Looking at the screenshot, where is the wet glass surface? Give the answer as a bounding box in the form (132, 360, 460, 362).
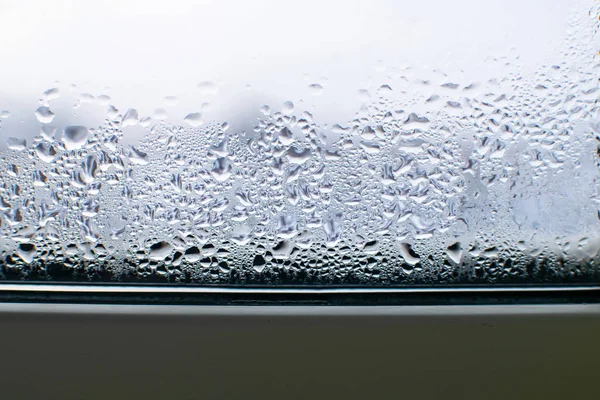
(0, 0, 599, 287)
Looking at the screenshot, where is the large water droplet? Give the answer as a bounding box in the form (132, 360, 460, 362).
(286, 147, 311, 164)
(129, 146, 149, 165)
(184, 112, 203, 127)
(35, 142, 56, 162)
(62, 126, 89, 150)
(282, 101, 295, 115)
(323, 213, 343, 247)
(148, 241, 173, 261)
(16, 243, 35, 264)
(230, 225, 252, 245)
(278, 127, 295, 145)
(276, 214, 298, 239)
(7, 137, 26, 151)
(34, 106, 55, 123)
(43, 88, 60, 101)
(121, 109, 139, 127)
(398, 243, 420, 266)
(446, 242, 463, 264)
(211, 157, 232, 181)
(153, 108, 168, 120)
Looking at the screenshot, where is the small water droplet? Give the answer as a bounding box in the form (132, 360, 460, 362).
(164, 96, 179, 107)
(197, 81, 219, 95)
(308, 83, 323, 95)
(0, 110, 11, 119)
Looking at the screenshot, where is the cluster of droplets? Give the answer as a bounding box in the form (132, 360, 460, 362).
(0, 2, 599, 284)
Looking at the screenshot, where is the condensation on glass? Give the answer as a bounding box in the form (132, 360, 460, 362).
(0, 0, 599, 286)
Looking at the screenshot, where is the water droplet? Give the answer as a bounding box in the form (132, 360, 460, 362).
(62, 126, 89, 150)
(259, 105, 271, 115)
(184, 112, 203, 127)
(121, 109, 139, 127)
(34, 142, 56, 162)
(164, 96, 178, 106)
(308, 83, 323, 95)
(148, 241, 173, 261)
(97, 94, 111, 105)
(446, 242, 463, 264)
(16, 243, 35, 264)
(323, 213, 343, 247)
(377, 84, 393, 94)
(286, 147, 311, 164)
(153, 108, 168, 120)
(252, 254, 267, 272)
(43, 88, 60, 101)
(7, 137, 26, 151)
(362, 240, 379, 255)
(441, 82, 459, 89)
(129, 146, 149, 165)
(79, 93, 96, 103)
(398, 243, 420, 266)
(184, 246, 201, 262)
(282, 101, 295, 115)
(197, 81, 219, 95)
(0, 110, 11, 119)
(34, 106, 55, 123)
(276, 214, 298, 239)
(272, 240, 294, 260)
(278, 127, 295, 145)
(211, 157, 232, 181)
(230, 225, 252, 245)
(357, 89, 370, 102)
(107, 105, 119, 119)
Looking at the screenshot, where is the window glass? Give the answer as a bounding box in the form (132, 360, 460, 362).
(0, 0, 599, 286)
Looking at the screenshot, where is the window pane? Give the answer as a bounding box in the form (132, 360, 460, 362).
(0, 0, 599, 286)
